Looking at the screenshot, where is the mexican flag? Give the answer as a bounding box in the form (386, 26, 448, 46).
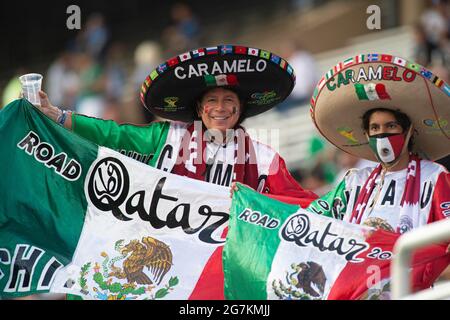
(354, 83, 391, 101)
(223, 184, 449, 300)
(204, 74, 238, 87)
(0, 99, 231, 300)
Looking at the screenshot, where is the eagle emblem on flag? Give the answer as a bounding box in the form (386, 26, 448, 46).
(74, 238, 178, 300)
(272, 261, 327, 300)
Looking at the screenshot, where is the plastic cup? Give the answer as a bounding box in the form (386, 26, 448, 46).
(19, 73, 43, 106)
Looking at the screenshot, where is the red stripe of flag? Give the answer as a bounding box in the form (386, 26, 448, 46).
(375, 83, 391, 100)
(226, 74, 238, 86)
(387, 134, 405, 160)
(188, 227, 229, 300)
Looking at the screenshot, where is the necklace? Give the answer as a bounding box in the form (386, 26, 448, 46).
(205, 130, 234, 165)
(366, 168, 387, 217)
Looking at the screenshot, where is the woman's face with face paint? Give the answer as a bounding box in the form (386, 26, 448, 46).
(197, 88, 241, 134)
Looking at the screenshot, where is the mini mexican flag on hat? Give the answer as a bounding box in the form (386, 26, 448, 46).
(310, 53, 450, 162)
(140, 45, 296, 122)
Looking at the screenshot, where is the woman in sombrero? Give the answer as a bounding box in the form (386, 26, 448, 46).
(36, 45, 317, 200)
(307, 53, 449, 233)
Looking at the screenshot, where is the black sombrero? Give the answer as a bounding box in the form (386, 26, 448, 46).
(140, 45, 296, 122)
(310, 53, 450, 161)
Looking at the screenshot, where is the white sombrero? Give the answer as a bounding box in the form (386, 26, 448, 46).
(310, 54, 450, 161)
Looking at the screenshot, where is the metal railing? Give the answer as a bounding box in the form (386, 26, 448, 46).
(392, 219, 450, 300)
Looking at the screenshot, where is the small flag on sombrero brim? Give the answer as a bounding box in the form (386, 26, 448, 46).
(270, 54, 281, 64)
(393, 56, 407, 66)
(234, 46, 247, 55)
(150, 70, 159, 80)
(381, 54, 393, 63)
(220, 45, 233, 55)
(248, 48, 259, 56)
(367, 54, 379, 61)
(158, 63, 168, 73)
(167, 57, 179, 67)
(179, 52, 192, 62)
(444, 83, 450, 96)
(432, 77, 444, 88)
(406, 62, 421, 72)
(259, 50, 271, 60)
(206, 47, 218, 55)
(355, 54, 365, 63)
(192, 49, 205, 57)
(343, 57, 354, 67)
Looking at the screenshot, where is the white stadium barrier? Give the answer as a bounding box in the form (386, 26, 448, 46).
(392, 219, 450, 300)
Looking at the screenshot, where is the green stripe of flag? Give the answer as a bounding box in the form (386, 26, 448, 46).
(0, 99, 98, 298)
(204, 75, 216, 86)
(223, 184, 299, 299)
(354, 83, 369, 100)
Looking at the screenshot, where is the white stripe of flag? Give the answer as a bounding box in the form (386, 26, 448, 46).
(216, 74, 229, 86)
(365, 83, 380, 100)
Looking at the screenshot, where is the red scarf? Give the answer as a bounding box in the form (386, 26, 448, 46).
(350, 154, 421, 233)
(172, 122, 259, 189)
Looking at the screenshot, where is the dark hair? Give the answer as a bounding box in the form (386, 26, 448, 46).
(362, 108, 414, 150)
(192, 86, 247, 126)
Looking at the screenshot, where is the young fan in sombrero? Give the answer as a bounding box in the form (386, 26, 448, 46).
(306, 54, 450, 291)
(37, 45, 317, 200)
(308, 54, 450, 298)
(307, 53, 450, 233)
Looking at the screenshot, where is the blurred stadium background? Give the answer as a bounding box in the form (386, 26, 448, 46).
(0, 0, 449, 206)
(0, 0, 450, 194)
(1, 0, 450, 300)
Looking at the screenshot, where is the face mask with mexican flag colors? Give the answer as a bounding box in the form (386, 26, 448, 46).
(368, 133, 406, 164)
(0, 99, 231, 300)
(223, 184, 449, 300)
